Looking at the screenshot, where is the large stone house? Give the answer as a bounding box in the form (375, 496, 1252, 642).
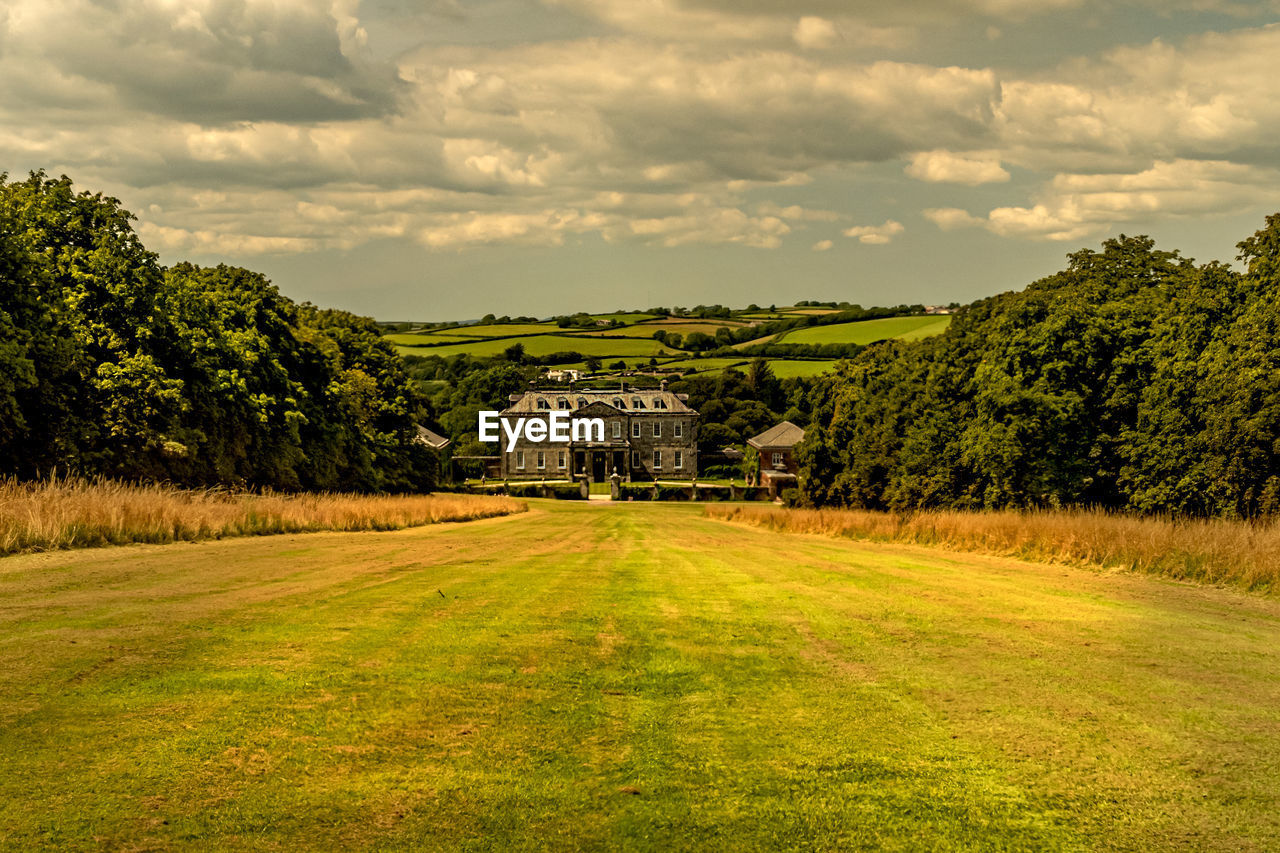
(499, 382, 698, 482)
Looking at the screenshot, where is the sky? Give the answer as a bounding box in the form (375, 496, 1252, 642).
(4, 1, 1280, 320)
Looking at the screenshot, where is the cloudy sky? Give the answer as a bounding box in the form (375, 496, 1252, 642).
(4, 1, 1280, 319)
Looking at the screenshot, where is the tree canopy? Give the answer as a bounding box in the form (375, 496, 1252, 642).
(0, 172, 434, 491)
(799, 218, 1280, 519)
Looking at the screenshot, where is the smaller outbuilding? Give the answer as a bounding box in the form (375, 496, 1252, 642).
(414, 424, 452, 451)
(747, 420, 805, 497)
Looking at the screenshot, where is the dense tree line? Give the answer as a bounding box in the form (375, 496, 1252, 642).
(0, 172, 434, 491)
(800, 217, 1280, 518)
(670, 361, 817, 469)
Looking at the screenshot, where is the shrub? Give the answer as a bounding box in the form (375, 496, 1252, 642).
(547, 482, 586, 500)
(656, 484, 691, 501)
(620, 483, 655, 501)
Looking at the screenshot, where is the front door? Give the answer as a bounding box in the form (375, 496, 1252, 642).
(591, 451, 606, 483)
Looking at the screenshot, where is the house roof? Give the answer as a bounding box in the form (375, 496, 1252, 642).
(747, 420, 805, 449)
(502, 389, 696, 415)
(414, 424, 452, 449)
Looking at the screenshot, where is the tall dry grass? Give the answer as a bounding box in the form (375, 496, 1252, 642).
(705, 504, 1280, 592)
(0, 478, 525, 557)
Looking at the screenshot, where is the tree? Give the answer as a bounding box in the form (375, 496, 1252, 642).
(0, 171, 438, 491)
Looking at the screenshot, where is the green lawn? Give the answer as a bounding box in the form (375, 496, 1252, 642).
(777, 315, 952, 345)
(3, 502, 1279, 849)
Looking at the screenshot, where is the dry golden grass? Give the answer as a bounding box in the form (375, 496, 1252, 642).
(705, 504, 1280, 592)
(0, 477, 525, 557)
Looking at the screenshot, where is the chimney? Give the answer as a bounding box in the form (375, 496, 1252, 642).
(620, 380, 627, 393)
(660, 378, 668, 392)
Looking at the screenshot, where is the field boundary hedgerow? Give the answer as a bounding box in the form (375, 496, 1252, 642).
(704, 504, 1280, 592)
(0, 477, 525, 557)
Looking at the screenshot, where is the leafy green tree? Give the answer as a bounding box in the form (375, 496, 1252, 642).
(0, 172, 438, 492)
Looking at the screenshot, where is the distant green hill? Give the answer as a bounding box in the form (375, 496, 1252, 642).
(386, 307, 952, 378)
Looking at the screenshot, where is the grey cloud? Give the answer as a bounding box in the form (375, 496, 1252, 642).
(4, 0, 406, 123)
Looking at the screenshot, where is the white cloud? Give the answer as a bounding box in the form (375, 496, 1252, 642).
(811, 239, 834, 251)
(844, 220, 905, 244)
(923, 207, 984, 231)
(906, 150, 1010, 185)
(756, 202, 842, 221)
(926, 160, 1280, 241)
(793, 17, 837, 50)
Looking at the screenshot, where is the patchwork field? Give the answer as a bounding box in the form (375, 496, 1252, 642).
(3, 502, 1278, 850)
(386, 313, 951, 367)
(381, 332, 482, 346)
(395, 334, 682, 360)
(777, 315, 952, 345)
(573, 321, 750, 338)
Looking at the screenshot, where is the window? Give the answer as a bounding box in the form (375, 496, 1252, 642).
(654, 398, 667, 409)
(631, 450, 641, 468)
(536, 397, 549, 410)
(632, 397, 644, 409)
(675, 450, 683, 469)
(577, 397, 587, 408)
(516, 451, 525, 469)
(653, 450, 662, 469)
(674, 420, 683, 438)
(537, 451, 546, 469)
(632, 421, 641, 438)
(652, 421, 661, 437)
(612, 421, 622, 439)
(613, 398, 624, 408)
(557, 398, 570, 409)
(558, 451, 567, 469)
(772, 452, 784, 468)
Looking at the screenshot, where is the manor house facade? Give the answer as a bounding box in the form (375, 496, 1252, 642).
(499, 382, 698, 482)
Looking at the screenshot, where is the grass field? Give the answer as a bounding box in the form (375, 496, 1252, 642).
(588, 313, 661, 324)
(434, 324, 560, 337)
(777, 315, 952, 345)
(573, 321, 748, 339)
(395, 334, 684, 360)
(657, 357, 750, 373)
(764, 359, 839, 378)
(0, 479, 524, 557)
(656, 358, 839, 377)
(381, 333, 482, 346)
(4, 501, 1279, 849)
